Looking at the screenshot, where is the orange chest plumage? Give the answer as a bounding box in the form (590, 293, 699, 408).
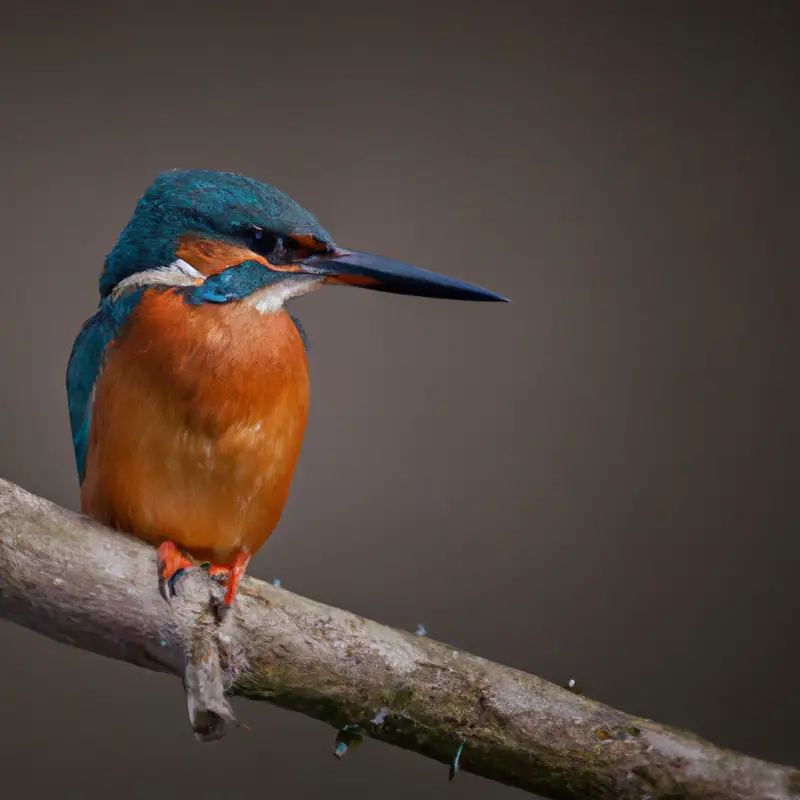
(81, 288, 310, 565)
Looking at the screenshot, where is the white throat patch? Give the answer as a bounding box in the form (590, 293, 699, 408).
(245, 276, 323, 314)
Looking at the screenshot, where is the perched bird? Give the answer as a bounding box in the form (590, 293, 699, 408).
(67, 169, 508, 615)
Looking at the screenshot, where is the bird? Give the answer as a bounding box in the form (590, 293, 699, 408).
(66, 169, 508, 616)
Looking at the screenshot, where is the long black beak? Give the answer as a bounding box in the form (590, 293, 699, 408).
(300, 249, 510, 302)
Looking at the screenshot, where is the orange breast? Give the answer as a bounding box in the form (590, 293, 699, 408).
(81, 288, 310, 565)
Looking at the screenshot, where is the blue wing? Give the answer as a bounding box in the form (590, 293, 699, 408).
(65, 289, 146, 483)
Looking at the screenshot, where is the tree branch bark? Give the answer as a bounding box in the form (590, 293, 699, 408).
(0, 477, 796, 799)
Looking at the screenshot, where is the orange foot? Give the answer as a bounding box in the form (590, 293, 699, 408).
(157, 541, 196, 601)
(206, 550, 251, 614)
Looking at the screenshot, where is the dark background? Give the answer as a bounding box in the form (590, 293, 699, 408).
(1, 1, 797, 797)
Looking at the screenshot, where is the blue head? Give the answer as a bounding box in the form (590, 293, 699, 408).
(101, 168, 509, 303)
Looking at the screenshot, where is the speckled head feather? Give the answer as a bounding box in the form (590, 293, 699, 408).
(101, 169, 334, 297)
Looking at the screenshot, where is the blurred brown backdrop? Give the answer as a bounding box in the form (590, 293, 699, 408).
(0, 1, 797, 797)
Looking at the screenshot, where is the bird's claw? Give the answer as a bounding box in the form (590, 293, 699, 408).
(156, 545, 250, 617)
(159, 566, 189, 600)
(157, 541, 196, 601)
(203, 563, 232, 592)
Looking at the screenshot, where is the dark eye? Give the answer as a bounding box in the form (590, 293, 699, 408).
(246, 226, 278, 257)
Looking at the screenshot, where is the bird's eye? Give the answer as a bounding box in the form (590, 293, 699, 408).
(245, 227, 278, 258)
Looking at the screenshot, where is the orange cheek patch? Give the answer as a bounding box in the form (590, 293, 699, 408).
(283, 233, 332, 262)
(290, 233, 328, 251)
(176, 235, 272, 276)
(176, 233, 332, 276)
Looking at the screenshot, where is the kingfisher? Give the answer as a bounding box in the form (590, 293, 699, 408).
(66, 169, 508, 616)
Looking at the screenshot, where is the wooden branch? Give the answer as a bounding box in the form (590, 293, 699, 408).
(0, 477, 796, 799)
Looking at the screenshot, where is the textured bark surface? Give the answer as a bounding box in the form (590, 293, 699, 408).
(1, 477, 797, 799)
